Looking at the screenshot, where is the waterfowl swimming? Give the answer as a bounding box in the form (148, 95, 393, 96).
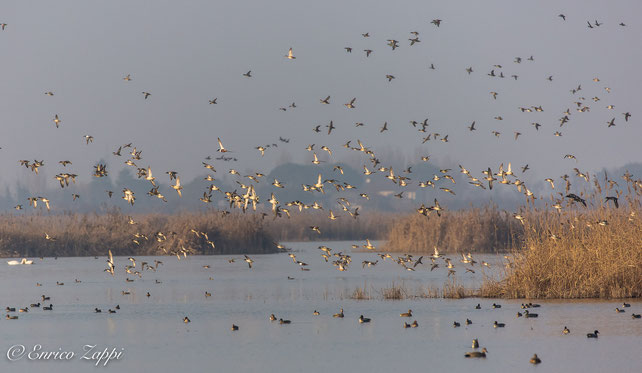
(411, 320, 418, 328)
(530, 354, 541, 364)
(493, 321, 505, 328)
(632, 314, 641, 319)
(475, 304, 481, 309)
(95, 308, 102, 313)
(563, 326, 570, 334)
(403, 322, 411, 328)
(8, 258, 33, 265)
(205, 291, 212, 297)
(184, 316, 190, 323)
(6, 307, 15, 312)
(19, 307, 28, 312)
(492, 303, 501, 309)
(313, 310, 320, 316)
(108, 309, 116, 314)
(400, 309, 412, 317)
(465, 348, 488, 358)
(472, 339, 479, 348)
(279, 318, 291, 324)
(453, 321, 460, 327)
(333, 308, 344, 318)
(30, 303, 40, 308)
(231, 324, 239, 331)
(269, 314, 276, 321)
(358, 315, 371, 323)
(615, 308, 625, 313)
(587, 330, 599, 338)
(6, 315, 18, 320)
(43, 304, 53, 310)
(115, 305, 120, 309)
(524, 310, 538, 318)
(466, 319, 472, 325)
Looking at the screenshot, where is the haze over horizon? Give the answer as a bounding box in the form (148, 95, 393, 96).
(1, 0, 640, 212)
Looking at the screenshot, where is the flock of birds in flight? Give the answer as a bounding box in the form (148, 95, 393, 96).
(2, 14, 636, 230)
(1, 11, 640, 366)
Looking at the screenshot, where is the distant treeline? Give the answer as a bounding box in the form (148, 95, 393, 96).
(0, 209, 277, 257)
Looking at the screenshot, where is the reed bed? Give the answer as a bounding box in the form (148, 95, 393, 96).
(0, 209, 277, 257)
(482, 176, 642, 299)
(348, 280, 477, 300)
(263, 211, 399, 241)
(484, 205, 642, 298)
(385, 205, 521, 253)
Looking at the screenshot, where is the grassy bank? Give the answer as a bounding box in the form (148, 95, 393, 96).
(0, 209, 277, 257)
(384, 205, 521, 253)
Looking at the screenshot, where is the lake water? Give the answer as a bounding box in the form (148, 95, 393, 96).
(1, 241, 641, 372)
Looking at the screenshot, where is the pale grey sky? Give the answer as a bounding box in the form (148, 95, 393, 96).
(0, 0, 640, 207)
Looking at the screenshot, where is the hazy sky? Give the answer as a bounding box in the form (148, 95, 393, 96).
(0, 0, 640, 201)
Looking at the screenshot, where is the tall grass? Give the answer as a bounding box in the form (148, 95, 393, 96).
(0, 209, 276, 257)
(348, 280, 475, 300)
(385, 205, 521, 253)
(263, 210, 398, 241)
(483, 178, 642, 299)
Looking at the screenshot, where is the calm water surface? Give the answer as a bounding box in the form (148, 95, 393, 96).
(1, 241, 641, 372)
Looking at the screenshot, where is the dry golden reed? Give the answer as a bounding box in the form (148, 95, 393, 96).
(0, 209, 276, 257)
(483, 176, 642, 299)
(385, 205, 521, 253)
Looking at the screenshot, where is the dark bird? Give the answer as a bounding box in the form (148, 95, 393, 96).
(587, 330, 599, 338)
(327, 121, 335, 135)
(566, 193, 587, 207)
(623, 112, 631, 122)
(605, 196, 619, 208)
(468, 121, 476, 131)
